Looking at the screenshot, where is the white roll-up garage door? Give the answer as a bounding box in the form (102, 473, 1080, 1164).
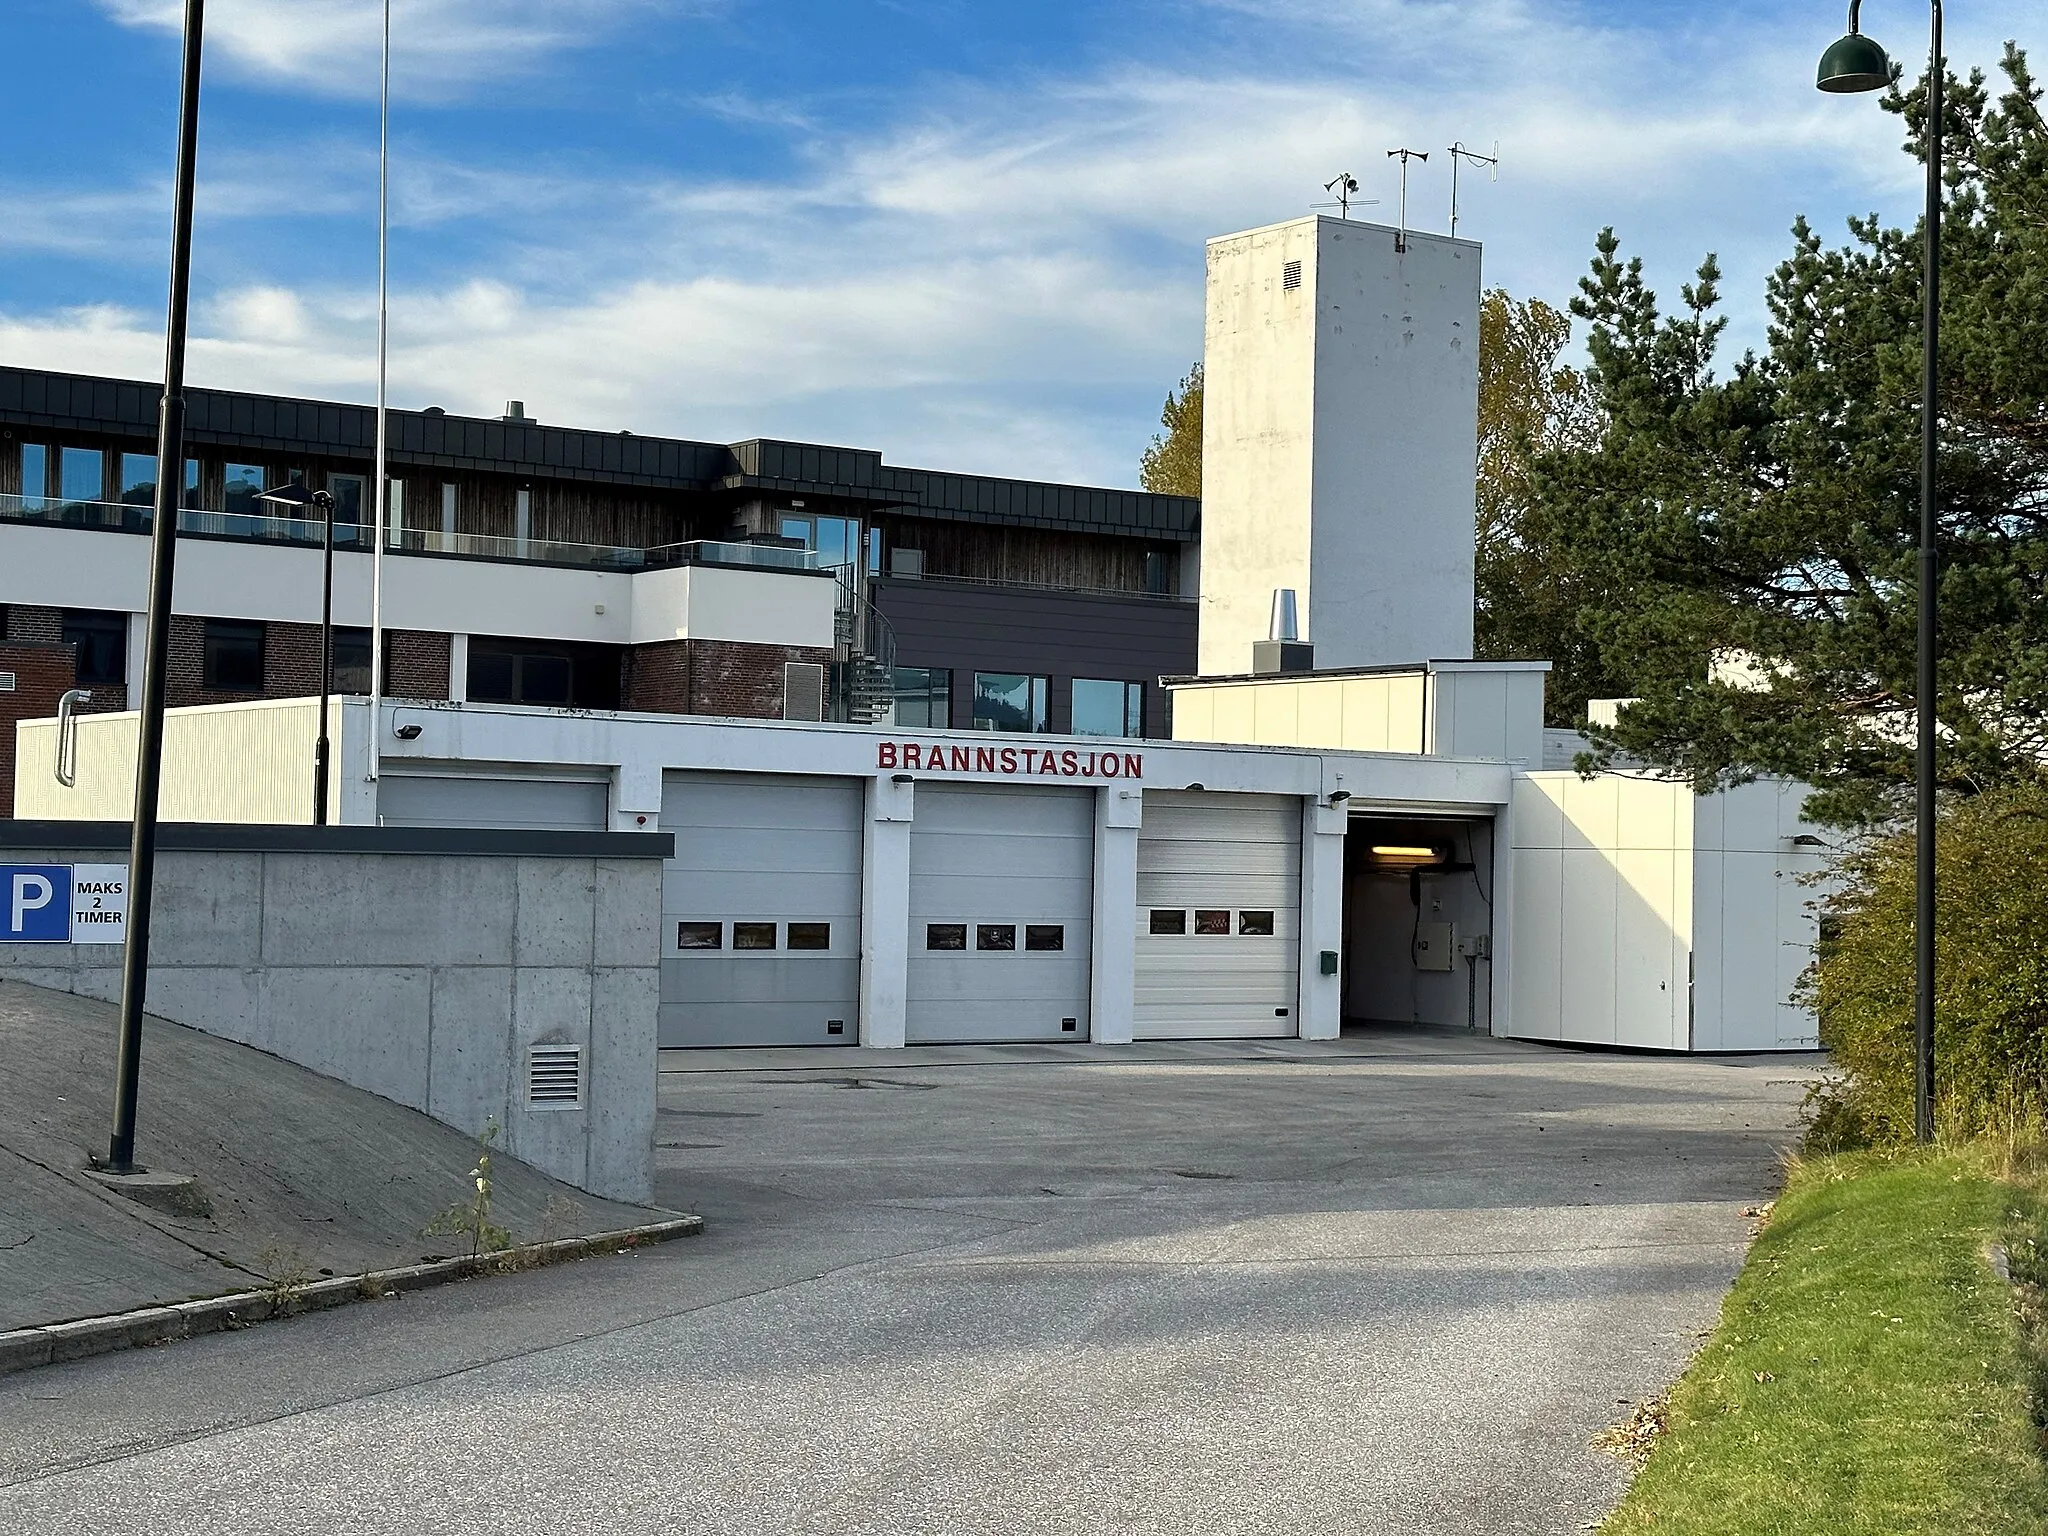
(660, 772, 864, 1048)
(907, 783, 1093, 1044)
(1136, 791, 1301, 1039)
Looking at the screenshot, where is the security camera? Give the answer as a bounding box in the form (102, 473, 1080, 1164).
(890, 772, 913, 785)
(1327, 790, 1352, 805)
(393, 722, 424, 741)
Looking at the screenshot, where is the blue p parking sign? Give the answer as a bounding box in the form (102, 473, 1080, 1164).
(0, 863, 127, 944)
(4, 865, 73, 943)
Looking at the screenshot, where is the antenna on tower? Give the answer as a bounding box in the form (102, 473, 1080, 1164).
(1386, 148, 1428, 252)
(1311, 171, 1376, 221)
(1446, 140, 1500, 239)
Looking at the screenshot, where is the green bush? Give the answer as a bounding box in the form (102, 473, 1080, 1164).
(1807, 780, 2048, 1147)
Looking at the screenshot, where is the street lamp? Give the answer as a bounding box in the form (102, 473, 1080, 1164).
(1818, 0, 1942, 1145)
(256, 481, 337, 825)
(105, 0, 205, 1177)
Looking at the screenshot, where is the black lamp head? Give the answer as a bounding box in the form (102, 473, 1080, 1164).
(254, 481, 318, 510)
(1817, 24, 1891, 94)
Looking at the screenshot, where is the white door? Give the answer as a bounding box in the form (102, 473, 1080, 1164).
(660, 772, 863, 1048)
(907, 783, 1093, 1044)
(1135, 791, 1300, 1039)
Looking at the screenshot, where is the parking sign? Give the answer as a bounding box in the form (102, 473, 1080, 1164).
(0, 863, 128, 944)
(3, 865, 73, 942)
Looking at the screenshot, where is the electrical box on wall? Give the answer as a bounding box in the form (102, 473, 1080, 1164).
(1414, 921, 1457, 972)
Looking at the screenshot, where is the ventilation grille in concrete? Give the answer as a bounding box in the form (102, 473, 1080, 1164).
(1282, 260, 1302, 291)
(526, 1044, 584, 1108)
(784, 661, 826, 722)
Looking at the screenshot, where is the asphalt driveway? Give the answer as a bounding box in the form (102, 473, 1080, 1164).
(0, 1028, 1815, 1535)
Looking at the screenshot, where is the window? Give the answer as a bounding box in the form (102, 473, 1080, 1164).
(329, 474, 366, 545)
(866, 526, 883, 574)
(118, 453, 200, 510)
(331, 627, 372, 694)
(386, 479, 405, 546)
(440, 482, 458, 538)
(466, 639, 618, 709)
(780, 512, 860, 570)
(972, 672, 1049, 732)
(18, 444, 48, 509)
(1149, 909, 1187, 935)
(224, 464, 266, 518)
(1239, 910, 1276, 936)
(925, 923, 967, 951)
(732, 921, 777, 950)
(62, 610, 126, 688)
(1194, 909, 1231, 936)
(788, 922, 831, 951)
(201, 619, 265, 691)
(1143, 549, 1172, 594)
(976, 923, 1017, 951)
(676, 921, 722, 950)
(890, 667, 951, 729)
(515, 486, 531, 553)
(1071, 679, 1143, 738)
(59, 447, 103, 508)
(1025, 924, 1064, 952)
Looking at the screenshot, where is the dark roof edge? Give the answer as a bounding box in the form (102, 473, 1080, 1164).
(0, 821, 674, 859)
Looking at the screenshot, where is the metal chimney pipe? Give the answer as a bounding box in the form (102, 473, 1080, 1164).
(1269, 588, 1299, 643)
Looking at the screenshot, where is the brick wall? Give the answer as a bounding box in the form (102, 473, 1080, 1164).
(622, 639, 833, 720)
(0, 642, 79, 818)
(385, 629, 451, 700)
(3, 605, 123, 716)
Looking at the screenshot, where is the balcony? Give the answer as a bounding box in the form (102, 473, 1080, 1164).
(0, 493, 821, 575)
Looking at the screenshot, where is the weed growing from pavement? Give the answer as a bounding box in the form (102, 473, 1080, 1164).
(422, 1120, 513, 1259)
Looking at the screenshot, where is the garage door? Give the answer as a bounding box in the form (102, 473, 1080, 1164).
(1136, 791, 1300, 1039)
(660, 772, 863, 1048)
(378, 772, 608, 831)
(907, 783, 1093, 1044)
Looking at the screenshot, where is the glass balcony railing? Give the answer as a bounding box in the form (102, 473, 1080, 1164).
(0, 493, 823, 575)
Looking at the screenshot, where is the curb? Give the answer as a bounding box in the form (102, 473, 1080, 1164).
(0, 1215, 703, 1378)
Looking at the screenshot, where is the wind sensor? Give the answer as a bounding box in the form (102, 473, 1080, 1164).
(1446, 141, 1499, 238)
(1311, 171, 1376, 221)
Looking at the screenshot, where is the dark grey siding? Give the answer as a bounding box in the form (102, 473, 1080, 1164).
(872, 577, 1197, 737)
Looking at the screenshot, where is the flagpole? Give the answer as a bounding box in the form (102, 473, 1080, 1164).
(367, 0, 390, 816)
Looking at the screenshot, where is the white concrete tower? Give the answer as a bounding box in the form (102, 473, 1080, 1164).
(1198, 216, 1481, 675)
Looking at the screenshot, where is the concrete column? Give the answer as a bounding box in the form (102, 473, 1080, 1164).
(1297, 794, 1349, 1040)
(1090, 785, 1142, 1045)
(448, 633, 469, 702)
(1487, 787, 1517, 1039)
(859, 774, 913, 1049)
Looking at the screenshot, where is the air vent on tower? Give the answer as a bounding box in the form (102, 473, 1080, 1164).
(1282, 260, 1302, 291)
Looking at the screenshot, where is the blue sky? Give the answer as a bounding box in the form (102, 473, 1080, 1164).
(1, 0, 2037, 487)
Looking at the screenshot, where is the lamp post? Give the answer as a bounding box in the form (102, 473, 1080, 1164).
(256, 483, 337, 824)
(1818, 0, 1942, 1145)
(105, 0, 205, 1176)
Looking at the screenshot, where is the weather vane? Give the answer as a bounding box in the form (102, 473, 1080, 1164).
(1446, 141, 1500, 238)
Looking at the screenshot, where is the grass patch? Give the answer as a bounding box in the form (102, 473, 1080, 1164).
(1599, 1149, 2048, 1535)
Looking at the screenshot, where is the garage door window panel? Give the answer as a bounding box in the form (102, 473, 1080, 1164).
(677, 922, 722, 950)
(788, 922, 831, 951)
(1194, 909, 1231, 935)
(1238, 910, 1276, 936)
(1149, 909, 1187, 935)
(976, 924, 1017, 951)
(926, 923, 967, 950)
(732, 922, 778, 950)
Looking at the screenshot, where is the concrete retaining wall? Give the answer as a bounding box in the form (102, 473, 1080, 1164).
(0, 823, 669, 1203)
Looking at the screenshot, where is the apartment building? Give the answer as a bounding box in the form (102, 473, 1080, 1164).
(0, 365, 1198, 814)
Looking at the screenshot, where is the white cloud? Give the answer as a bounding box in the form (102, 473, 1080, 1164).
(95, 0, 693, 99)
(23, 0, 2048, 486)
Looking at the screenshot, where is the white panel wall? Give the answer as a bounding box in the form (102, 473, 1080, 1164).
(0, 523, 834, 648)
(17, 697, 323, 823)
